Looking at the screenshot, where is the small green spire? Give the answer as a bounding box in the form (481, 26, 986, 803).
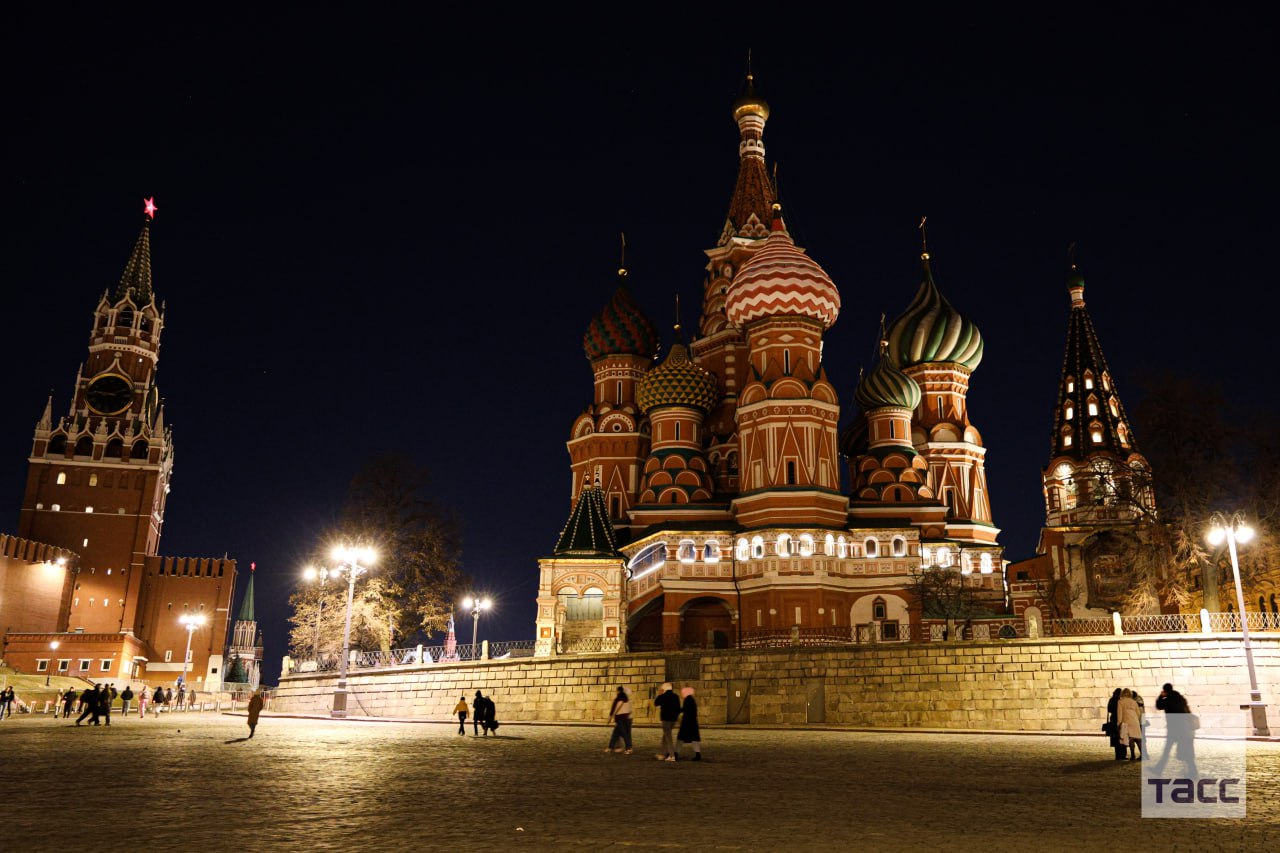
(236, 566, 255, 622)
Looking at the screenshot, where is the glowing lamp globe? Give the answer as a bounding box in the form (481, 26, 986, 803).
(1236, 525, 1256, 544)
(1207, 527, 1226, 547)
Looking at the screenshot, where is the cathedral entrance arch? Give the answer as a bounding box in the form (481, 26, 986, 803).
(850, 593, 909, 642)
(680, 597, 734, 650)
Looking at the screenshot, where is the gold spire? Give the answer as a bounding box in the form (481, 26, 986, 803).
(732, 51, 770, 122)
(618, 231, 627, 279)
(919, 216, 929, 260)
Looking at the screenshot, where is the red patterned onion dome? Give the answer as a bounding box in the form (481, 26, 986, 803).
(583, 279, 658, 361)
(636, 342, 719, 413)
(725, 213, 840, 330)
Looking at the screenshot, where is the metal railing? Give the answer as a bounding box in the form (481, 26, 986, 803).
(1119, 613, 1198, 634)
(557, 636, 622, 655)
(739, 627, 859, 649)
(1208, 611, 1280, 633)
(306, 639, 541, 672)
(488, 640, 537, 659)
(1043, 617, 1115, 636)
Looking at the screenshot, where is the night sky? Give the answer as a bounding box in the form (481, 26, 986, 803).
(7, 10, 1277, 682)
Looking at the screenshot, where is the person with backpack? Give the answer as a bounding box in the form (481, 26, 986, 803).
(605, 686, 633, 754)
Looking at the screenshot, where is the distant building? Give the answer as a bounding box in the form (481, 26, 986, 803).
(1, 206, 243, 688)
(536, 73, 1005, 652)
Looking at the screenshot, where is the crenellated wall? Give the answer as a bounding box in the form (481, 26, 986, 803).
(272, 635, 1280, 732)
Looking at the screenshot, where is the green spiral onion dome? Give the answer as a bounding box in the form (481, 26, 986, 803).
(886, 254, 983, 370)
(583, 280, 658, 361)
(636, 342, 719, 413)
(855, 346, 922, 410)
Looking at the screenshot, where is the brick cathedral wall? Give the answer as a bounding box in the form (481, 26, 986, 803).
(273, 635, 1279, 732)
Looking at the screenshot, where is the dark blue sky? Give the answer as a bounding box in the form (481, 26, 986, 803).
(6, 9, 1277, 681)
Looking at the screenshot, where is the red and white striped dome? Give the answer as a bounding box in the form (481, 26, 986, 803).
(725, 216, 840, 330)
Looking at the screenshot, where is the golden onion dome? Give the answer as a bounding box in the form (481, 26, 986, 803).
(732, 73, 770, 122)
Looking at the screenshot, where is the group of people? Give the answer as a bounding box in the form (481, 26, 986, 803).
(454, 691, 499, 736)
(1104, 681, 1197, 773)
(58, 683, 198, 724)
(603, 682, 700, 761)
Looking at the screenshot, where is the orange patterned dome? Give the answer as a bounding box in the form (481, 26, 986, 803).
(725, 214, 840, 330)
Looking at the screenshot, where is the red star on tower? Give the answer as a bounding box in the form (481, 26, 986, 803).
(143, 196, 158, 219)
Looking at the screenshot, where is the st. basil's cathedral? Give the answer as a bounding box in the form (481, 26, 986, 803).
(535, 73, 1035, 654)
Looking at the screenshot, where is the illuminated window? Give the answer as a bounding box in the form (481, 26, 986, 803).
(1066, 377, 1075, 393)
(51, 504, 60, 512)
(1109, 398, 1119, 417)
(837, 536, 848, 558)
(937, 547, 952, 567)
(922, 546, 933, 564)
(703, 541, 719, 563)
(164, 650, 172, 663)
(85, 506, 93, 513)
(1084, 373, 1094, 390)
(1091, 425, 1103, 443)
(1102, 373, 1111, 390)
(865, 538, 879, 558)
(799, 534, 815, 557)
(824, 534, 835, 556)
(56, 472, 67, 485)
(629, 542, 667, 576)
(88, 473, 98, 487)
(980, 553, 994, 573)
(1117, 425, 1130, 448)
(751, 536, 765, 559)
(678, 539, 697, 563)
(736, 538, 749, 560)
(1088, 401, 1098, 417)
(776, 533, 792, 557)
(1064, 405, 1074, 420)
(891, 536, 906, 557)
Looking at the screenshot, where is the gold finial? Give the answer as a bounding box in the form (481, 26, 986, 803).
(878, 312, 889, 354)
(746, 48, 753, 83)
(918, 216, 929, 259)
(619, 231, 627, 278)
(674, 293, 681, 334)
(1067, 240, 1078, 271)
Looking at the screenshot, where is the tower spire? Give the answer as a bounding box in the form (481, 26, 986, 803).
(115, 202, 155, 305)
(723, 62, 774, 243)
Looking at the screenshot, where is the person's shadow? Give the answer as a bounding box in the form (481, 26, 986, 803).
(223, 737, 251, 744)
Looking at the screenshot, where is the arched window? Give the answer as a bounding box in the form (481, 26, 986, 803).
(799, 534, 815, 557)
(1117, 424, 1130, 447)
(116, 309, 134, 330)
(75, 437, 93, 457)
(1102, 372, 1112, 390)
(751, 536, 765, 559)
(961, 552, 973, 572)
(56, 472, 67, 485)
(891, 536, 906, 557)
(703, 540, 719, 563)
(678, 539, 697, 563)
(864, 538, 879, 558)
(628, 541, 667, 578)
(936, 546, 952, 567)
(1109, 398, 1119, 417)
(922, 546, 933, 565)
(837, 536, 848, 558)
(88, 474, 98, 487)
(1062, 426, 1073, 448)
(727, 453, 738, 475)
(783, 349, 791, 374)
(735, 538, 750, 561)
(47, 435, 67, 456)
(1066, 376, 1075, 393)
(1087, 397, 1099, 417)
(824, 534, 835, 556)
(1090, 424, 1103, 444)
(1083, 371, 1094, 390)
(1064, 404, 1074, 421)
(131, 440, 148, 460)
(776, 533, 792, 557)
(106, 438, 124, 459)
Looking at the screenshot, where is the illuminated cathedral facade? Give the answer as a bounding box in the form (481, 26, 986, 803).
(535, 75, 1006, 654)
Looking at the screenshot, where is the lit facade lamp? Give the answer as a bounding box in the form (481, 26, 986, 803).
(46, 640, 60, 686)
(462, 595, 492, 652)
(177, 613, 207, 689)
(330, 544, 375, 719)
(302, 565, 331, 666)
(1207, 511, 1270, 737)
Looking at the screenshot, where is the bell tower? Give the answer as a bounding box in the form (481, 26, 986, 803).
(18, 199, 174, 635)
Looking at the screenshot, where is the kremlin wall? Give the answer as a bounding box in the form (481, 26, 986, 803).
(273, 634, 1280, 733)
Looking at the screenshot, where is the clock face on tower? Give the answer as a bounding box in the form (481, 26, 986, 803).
(85, 373, 134, 415)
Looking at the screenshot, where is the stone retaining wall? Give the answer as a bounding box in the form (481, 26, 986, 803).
(272, 635, 1280, 732)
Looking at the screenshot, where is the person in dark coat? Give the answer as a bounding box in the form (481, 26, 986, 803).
(247, 690, 264, 738)
(676, 687, 701, 761)
(1105, 688, 1124, 760)
(482, 694, 498, 735)
(1152, 682, 1197, 776)
(606, 686, 633, 754)
(76, 686, 100, 726)
(654, 682, 681, 761)
(60, 688, 76, 719)
(99, 684, 113, 726)
(120, 685, 134, 716)
(471, 690, 487, 736)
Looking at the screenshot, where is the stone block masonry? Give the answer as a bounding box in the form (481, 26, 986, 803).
(272, 635, 1279, 732)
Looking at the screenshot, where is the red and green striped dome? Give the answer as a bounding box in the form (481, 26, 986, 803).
(583, 284, 658, 362)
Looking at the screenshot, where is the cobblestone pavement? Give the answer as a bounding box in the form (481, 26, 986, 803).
(2, 713, 1277, 852)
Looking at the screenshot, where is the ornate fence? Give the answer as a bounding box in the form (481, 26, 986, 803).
(1043, 617, 1114, 636)
(557, 637, 622, 655)
(1208, 611, 1280, 633)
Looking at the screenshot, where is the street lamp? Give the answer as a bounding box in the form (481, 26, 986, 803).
(177, 613, 207, 690)
(461, 595, 492, 655)
(302, 565, 331, 666)
(46, 640, 60, 686)
(1207, 511, 1271, 737)
(330, 544, 375, 719)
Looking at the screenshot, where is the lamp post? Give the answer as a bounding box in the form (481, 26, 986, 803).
(46, 640, 60, 686)
(302, 566, 330, 666)
(330, 544, 375, 719)
(1207, 511, 1271, 737)
(461, 595, 491, 657)
(177, 613, 207, 690)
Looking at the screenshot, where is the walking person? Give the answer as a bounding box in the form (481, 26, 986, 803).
(1152, 682, 1198, 777)
(120, 685, 133, 716)
(454, 696, 469, 735)
(247, 689, 264, 738)
(138, 686, 149, 718)
(60, 688, 76, 720)
(76, 686, 100, 726)
(99, 684, 113, 726)
(175, 684, 186, 711)
(0, 686, 13, 718)
(605, 687, 633, 754)
(654, 682, 681, 761)
(676, 687, 702, 761)
(1116, 688, 1143, 761)
(1105, 687, 1125, 760)
(471, 690, 486, 736)
(482, 694, 499, 735)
